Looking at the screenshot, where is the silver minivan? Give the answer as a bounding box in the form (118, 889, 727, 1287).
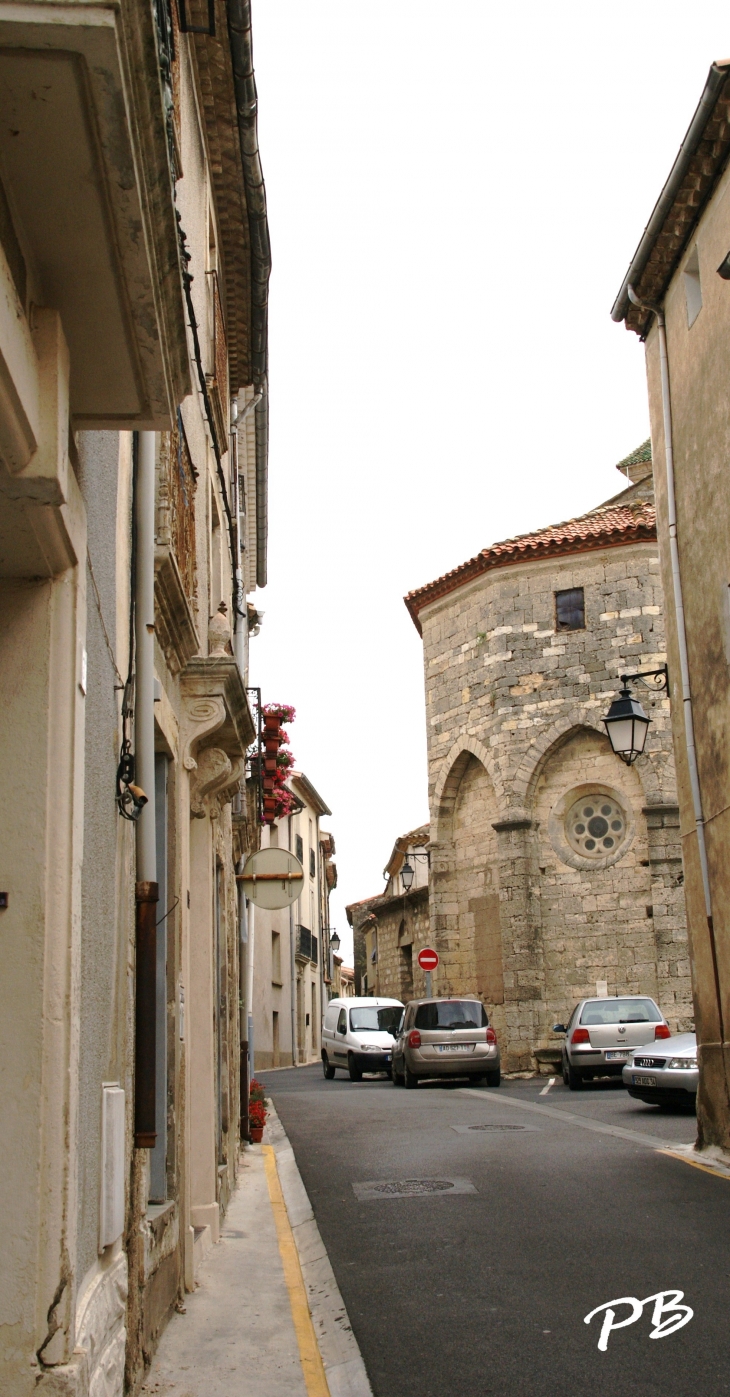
(391, 997, 500, 1088)
(554, 995, 671, 1090)
(321, 996, 404, 1081)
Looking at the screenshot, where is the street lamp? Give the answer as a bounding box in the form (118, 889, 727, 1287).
(329, 930, 340, 953)
(602, 667, 668, 765)
(400, 858, 415, 892)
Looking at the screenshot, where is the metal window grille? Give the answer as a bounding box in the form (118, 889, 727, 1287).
(555, 587, 585, 631)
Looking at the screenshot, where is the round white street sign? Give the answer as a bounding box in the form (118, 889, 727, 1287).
(238, 847, 304, 909)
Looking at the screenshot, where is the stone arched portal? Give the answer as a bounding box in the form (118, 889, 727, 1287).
(431, 750, 506, 1036)
(429, 721, 691, 1072)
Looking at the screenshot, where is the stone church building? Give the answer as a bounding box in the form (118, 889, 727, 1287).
(403, 444, 692, 1073)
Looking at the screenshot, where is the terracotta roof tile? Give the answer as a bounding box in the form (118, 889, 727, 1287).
(404, 500, 656, 635)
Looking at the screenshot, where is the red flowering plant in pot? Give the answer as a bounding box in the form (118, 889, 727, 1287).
(259, 703, 297, 824)
(248, 1078, 267, 1142)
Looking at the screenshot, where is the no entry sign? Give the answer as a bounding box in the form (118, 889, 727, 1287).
(417, 947, 439, 972)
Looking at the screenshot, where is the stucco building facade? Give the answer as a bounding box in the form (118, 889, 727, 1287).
(252, 773, 335, 1071)
(0, 2, 270, 1393)
(402, 449, 692, 1073)
(612, 59, 730, 1154)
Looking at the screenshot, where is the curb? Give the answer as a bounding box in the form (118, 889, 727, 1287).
(264, 1101, 374, 1397)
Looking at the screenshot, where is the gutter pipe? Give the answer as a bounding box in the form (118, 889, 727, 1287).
(628, 287, 724, 1041)
(288, 813, 297, 1064)
(612, 63, 729, 325)
(237, 862, 250, 1138)
(245, 898, 255, 1081)
(134, 430, 159, 1147)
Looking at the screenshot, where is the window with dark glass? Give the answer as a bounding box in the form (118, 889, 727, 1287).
(309, 848, 316, 879)
(555, 587, 585, 631)
(295, 833, 304, 864)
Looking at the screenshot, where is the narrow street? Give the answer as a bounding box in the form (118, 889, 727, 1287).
(262, 1065, 730, 1397)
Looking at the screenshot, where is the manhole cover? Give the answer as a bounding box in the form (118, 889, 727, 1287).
(470, 1124, 530, 1131)
(353, 1176, 477, 1201)
(374, 1179, 455, 1196)
(450, 1123, 539, 1134)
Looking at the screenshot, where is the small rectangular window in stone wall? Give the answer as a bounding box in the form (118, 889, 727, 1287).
(555, 587, 585, 631)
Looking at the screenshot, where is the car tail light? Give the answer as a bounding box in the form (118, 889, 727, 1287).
(571, 1027, 590, 1044)
(654, 1023, 671, 1040)
(408, 1030, 421, 1048)
(486, 1027, 497, 1044)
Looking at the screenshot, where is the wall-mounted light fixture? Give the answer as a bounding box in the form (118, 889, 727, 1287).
(602, 666, 669, 765)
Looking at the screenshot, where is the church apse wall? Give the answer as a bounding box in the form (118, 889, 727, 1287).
(406, 452, 693, 1073)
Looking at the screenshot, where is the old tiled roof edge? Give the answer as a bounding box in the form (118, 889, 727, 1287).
(404, 502, 657, 636)
(612, 61, 730, 337)
(616, 439, 651, 470)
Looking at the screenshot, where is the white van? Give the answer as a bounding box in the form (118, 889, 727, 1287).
(322, 996, 404, 1081)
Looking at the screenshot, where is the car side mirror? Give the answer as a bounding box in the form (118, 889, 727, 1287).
(552, 1023, 567, 1034)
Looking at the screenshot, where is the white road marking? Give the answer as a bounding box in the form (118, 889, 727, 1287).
(458, 1087, 677, 1150)
(584, 1291, 693, 1351)
(539, 1077, 556, 1095)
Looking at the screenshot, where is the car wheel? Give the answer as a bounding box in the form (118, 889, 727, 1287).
(567, 1064, 583, 1090)
(322, 1054, 335, 1080)
(486, 1068, 501, 1088)
(404, 1063, 419, 1090)
(562, 1061, 570, 1086)
(348, 1054, 362, 1083)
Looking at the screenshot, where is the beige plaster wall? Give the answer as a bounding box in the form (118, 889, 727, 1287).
(643, 154, 730, 1147)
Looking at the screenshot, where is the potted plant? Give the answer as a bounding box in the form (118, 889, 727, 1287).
(248, 1099, 266, 1142)
(248, 1078, 267, 1142)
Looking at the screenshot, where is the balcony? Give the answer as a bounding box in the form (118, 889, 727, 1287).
(206, 270, 229, 452)
(296, 926, 318, 966)
(154, 415, 200, 673)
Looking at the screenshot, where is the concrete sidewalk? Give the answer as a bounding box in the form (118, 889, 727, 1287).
(139, 1111, 371, 1397)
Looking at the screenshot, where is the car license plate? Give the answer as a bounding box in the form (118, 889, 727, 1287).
(385, 1054, 391, 1062)
(437, 1044, 473, 1053)
(605, 1050, 630, 1061)
(633, 1074, 657, 1087)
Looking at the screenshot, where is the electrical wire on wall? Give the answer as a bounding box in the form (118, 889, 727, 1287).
(116, 432, 147, 822)
(175, 212, 239, 626)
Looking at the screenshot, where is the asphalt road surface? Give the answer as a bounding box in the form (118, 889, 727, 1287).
(260, 1064, 730, 1397)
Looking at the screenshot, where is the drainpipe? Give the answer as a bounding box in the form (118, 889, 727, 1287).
(134, 430, 158, 1147)
(628, 287, 723, 1041)
(237, 865, 249, 1138)
(231, 391, 263, 683)
(288, 813, 297, 1064)
(246, 898, 255, 1081)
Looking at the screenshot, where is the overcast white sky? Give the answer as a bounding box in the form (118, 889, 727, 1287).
(250, 2, 730, 962)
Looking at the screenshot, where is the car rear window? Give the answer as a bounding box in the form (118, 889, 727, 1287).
(579, 998, 661, 1025)
(349, 1006, 402, 1034)
(414, 1001, 488, 1030)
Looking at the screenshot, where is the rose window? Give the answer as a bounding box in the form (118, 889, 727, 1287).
(565, 793, 627, 859)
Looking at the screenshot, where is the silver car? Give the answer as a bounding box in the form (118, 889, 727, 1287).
(554, 996, 670, 1091)
(391, 997, 500, 1089)
(622, 1031, 698, 1108)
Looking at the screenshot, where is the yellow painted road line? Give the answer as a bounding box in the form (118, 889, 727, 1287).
(263, 1144, 331, 1397)
(659, 1148, 730, 1181)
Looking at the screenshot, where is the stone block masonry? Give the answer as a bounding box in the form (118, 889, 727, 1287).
(403, 461, 692, 1072)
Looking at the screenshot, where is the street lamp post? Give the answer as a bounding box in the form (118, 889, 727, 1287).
(602, 667, 669, 765)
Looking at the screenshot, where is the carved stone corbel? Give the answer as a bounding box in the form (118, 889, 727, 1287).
(182, 696, 226, 773)
(190, 747, 232, 818)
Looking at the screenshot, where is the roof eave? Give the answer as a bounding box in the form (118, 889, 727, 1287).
(405, 523, 657, 635)
(611, 60, 730, 331)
